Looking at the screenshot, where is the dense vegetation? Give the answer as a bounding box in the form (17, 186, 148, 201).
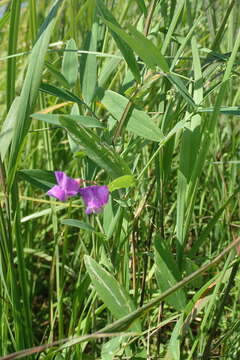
(0, 0, 240, 359)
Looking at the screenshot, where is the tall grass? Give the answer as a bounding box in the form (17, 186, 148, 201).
(0, 0, 240, 359)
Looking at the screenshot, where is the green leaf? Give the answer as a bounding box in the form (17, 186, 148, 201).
(31, 113, 104, 128)
(166, 73, 196, 108)
(176, 36, 202, 251)
(0, 9, 10, 30)
(191, 36, 203, 105)
(80, 21, 98, 104)
(96, 0, 140, 82)
(102, 20, 169, 72)
(108, 175, 135, 192)
(59, 116, 131, 178)
(61, 219, 96, 232)
(165, 315, 184, 360)
(134, 0, 147, 16)
(128, 24, 169, 72)
(39, 82, 85, 105)
(154, 238, 187, 311)
(62, 39, 78, 88)
(99, 56, 121, 88)
(18, 169, 56, 191)
(68, 103, 81, 153)
(161, 0, 185, 55)
(182, 258, 203, 288)
(101, 336, 126, 360)
(84, 255, 141, 332)
(7, 0, 63, 189)
(0, 97, 19, 161)
(198, 106, 240, 115)
(100, 90, 164, 141)
(45, 61, 70, 88)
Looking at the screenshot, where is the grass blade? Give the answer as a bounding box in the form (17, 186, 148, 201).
(8, 0, 63, 189)
(96, 0, 140, 82)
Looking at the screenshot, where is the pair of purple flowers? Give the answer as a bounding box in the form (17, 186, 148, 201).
(47, 171, 109, 214)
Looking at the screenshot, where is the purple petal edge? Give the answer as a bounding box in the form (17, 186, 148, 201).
(47, 185, 67, 201)
(79, 185, 109, 214)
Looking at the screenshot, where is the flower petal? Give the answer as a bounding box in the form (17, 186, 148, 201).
(65, 177, 80, 196)
(47, 185, 67, 201)
(79, 185, 109, 214)
(95, 185, 109, 206)
(85, 205, 102, 214)
(54, 171, 80, 198)
(55, 171, 67, 187)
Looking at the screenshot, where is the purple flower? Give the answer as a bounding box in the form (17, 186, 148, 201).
(47, 171, 80, 202)
(79, 185, 109, 214)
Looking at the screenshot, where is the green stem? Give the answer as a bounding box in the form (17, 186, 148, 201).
(29, 0, 38, 42)
(143, 0, 158, 37)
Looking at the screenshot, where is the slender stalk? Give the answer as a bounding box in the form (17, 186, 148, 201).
(143, 0, 158, 37)
(29, 0, 38, 42)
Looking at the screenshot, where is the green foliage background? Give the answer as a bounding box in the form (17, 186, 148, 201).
(0, 0, 240, 359)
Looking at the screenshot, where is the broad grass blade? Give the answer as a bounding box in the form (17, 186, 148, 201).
(31, 113, 104, 128)
(62, 39, 78, 88)
(80, 16, 98, 105)
(61, 219, 96, 232)
(0, 97, 19, 161)
(18, 169, 56, 191)
(39, 82, 85, 105)
(7, 0, 63, 189)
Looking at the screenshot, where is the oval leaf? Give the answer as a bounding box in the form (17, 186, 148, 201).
(84, 255, 141, 332)
(61, 219, 96, 232)
(108, 175, 135, 192)
(100, 90, 164, 142)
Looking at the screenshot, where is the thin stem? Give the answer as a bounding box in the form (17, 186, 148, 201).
(143, 0, 158, 37)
